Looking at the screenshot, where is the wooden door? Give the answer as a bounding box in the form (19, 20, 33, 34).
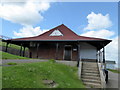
(64, 46, 72, 60)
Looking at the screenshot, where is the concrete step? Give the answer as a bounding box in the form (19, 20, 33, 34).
(82, 69, 98, 71)
(82, 65, 98, 68)
(82, 63, 97, 65)
(82, 78, 101, 83)
(83, 82, 101, 88)
(82, 67, 98, 71)
(82, 73, 100, 77)
(82, 62, 97, 64)
(81, 75, 101, 80)
(82, 59, 97, 62)
(82, 68, 99, 71)
(82, 70, 99, 74)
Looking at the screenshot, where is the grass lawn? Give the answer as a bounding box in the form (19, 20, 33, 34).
(1, 51, 30, 59)
(2, 61, 85, 88)
(0, 66, 2, 90)
(108, 69, 120, 73)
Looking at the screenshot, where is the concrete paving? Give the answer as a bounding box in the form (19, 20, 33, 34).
(106, 71, 119, 88)
(2, 59, 48, 64)
(1, 59, 77, 67)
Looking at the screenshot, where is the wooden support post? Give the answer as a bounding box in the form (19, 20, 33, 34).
(103, 46, 106, 69)
(20, 44, 22, 56)
(36, 43, 39, 58)
(5, 42, 9, 52)
(55, 43, 59, 60)
(99, 50, 101, 63)
(29, 52, 32, 58)
(77, 44, 80, 67)
(103, 47, 105, 63)
(23, 46, 25, 57)
(96, 50, 98, 62)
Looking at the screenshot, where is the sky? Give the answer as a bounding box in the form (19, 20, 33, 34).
(0, 1, 119, 67)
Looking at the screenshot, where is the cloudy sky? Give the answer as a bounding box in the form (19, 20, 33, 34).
(0, 1, 118, 67)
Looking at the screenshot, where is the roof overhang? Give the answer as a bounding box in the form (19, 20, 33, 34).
(3, 39, 111, 50)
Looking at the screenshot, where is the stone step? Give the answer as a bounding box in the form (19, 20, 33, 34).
(82, 78, 101, 83)
(83, 82, 101, 88)
(81, 75, 101, 80)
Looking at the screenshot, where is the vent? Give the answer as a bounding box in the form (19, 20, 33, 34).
(49, 29, 63, 36)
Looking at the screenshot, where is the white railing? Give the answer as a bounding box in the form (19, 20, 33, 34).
(97, 50, 106, 88)
(78, 57, 82, 79)
(98, 62, 106, 88)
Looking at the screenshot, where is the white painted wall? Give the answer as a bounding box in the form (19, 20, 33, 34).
(80, 42, 97, 59)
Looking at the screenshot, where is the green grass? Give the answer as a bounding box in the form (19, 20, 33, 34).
(1, 51, 30, 59)
(7, 62, 17, 65)
(0, 41, 28, 51)
(2, 61, 85, 88)
(0, 66, 2, 90)
(108, 69, 120, 73)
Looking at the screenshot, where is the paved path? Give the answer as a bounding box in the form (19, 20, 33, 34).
(106, 71, 119, 88)
(1, 59, 77, 67)
(2, 59, 48, 64)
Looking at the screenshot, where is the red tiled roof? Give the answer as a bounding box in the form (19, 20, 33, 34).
(11, 24, 110, 41)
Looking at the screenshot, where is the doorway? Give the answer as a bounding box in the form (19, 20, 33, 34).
(64, 45, 72, 60)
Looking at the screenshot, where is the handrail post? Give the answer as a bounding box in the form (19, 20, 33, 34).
(5, 42, 9, 52)
(36, 43, 39, 58)
(77, 43, 80, 67)
(20, 43, 22, 56)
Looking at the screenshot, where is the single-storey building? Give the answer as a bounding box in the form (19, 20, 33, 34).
(4, 24, 111, 66)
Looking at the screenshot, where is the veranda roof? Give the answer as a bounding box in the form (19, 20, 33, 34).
(10, 24, 111, 42)
(4, 24, 112, 49)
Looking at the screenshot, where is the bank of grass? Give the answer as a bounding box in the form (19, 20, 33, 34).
(2, 61, 85, 88)
(0, 66, 2, 90)
(1, 51, 29, 59)
(0, 41, 28, 51)
(108, 69, 120, 73)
